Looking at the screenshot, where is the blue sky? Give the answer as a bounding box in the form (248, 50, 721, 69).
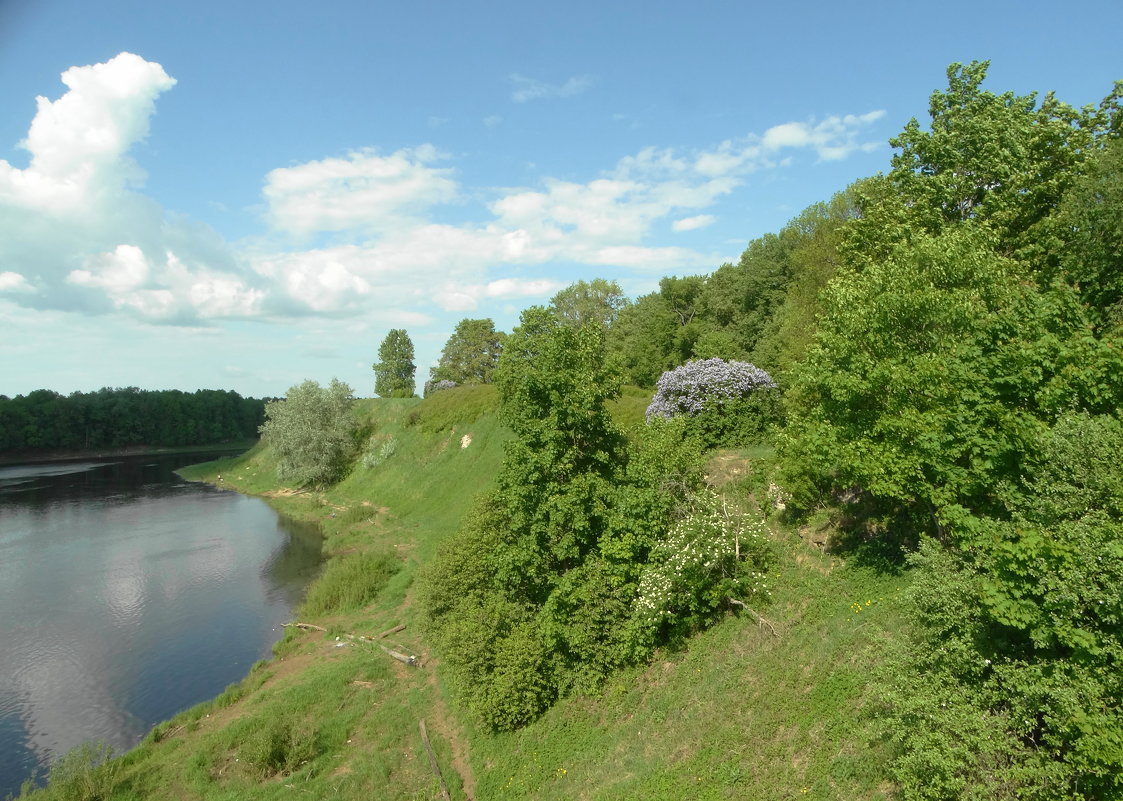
(1, 0, 1120, 399)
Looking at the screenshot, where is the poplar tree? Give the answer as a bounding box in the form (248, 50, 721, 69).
(373, 329, 416, 398)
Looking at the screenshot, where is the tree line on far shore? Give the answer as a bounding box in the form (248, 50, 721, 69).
(0, 387, 267, 454)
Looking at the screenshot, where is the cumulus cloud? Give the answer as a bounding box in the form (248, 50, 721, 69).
(0, 52, 175, 213)
(0, 52, 265, 324)
(760, 110, 886, 161)
(509, 73, 594, 103)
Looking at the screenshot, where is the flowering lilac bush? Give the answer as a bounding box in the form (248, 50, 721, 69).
(423, 378, 459, 397)
(646, 359, 779, 445)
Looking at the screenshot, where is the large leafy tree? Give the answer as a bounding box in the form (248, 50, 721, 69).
(259, 379, 356, 487)
(428, 318, 505, 389)
(844, 61, 1121, 270)
(373, 329, 416, 398)
(549, 278, 629, 329)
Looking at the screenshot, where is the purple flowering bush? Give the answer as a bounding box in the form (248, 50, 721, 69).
(423, 378, 459, 397)
(646, 358, 779, 446)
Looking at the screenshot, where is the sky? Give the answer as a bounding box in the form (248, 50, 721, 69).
(1, 0, 1120, 399)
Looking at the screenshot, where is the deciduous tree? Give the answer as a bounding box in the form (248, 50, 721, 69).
(259, 379, 356, 487)
(373, 329, 416, 398)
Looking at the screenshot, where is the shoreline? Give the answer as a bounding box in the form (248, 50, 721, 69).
(0, 440, 257, 467)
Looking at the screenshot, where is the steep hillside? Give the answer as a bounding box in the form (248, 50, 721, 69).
(19, 385, 908, 801)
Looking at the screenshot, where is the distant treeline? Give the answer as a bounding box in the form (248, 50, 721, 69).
(0, 387, 267, 453)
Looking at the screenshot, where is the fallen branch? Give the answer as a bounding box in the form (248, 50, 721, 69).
(377, 642, 420, 667)
(284, 623, 421, 665)
(728, 598, 780, 637)
(379, 623, 407, 639)
(419, 719, 451, 801)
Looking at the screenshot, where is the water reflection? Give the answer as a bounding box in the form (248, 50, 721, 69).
(0, 453, 322, 797)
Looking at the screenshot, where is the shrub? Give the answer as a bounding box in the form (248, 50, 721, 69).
(259, 379, 357, 488)
(361, 434, 397, 469)
(238, 714, 322, 778)
(627, 488, 773, 650)
(31, 742, 121, 801)
(300, 551, 399, 616)
(646, 358, 779, 446)
(423, 378, 458, 397)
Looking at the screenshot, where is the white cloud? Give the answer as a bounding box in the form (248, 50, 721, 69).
(0, 272, 35, 293)
(760, 111, 886, 162)
(262, 145, 458, 236)
(0, 52, 888, 331)
(0, 52, 175, 213)
(433, 277, 565, 312)
(483, 115, 502, 128)
(672, 214, 715, 232)
(509, 73, 594, 103)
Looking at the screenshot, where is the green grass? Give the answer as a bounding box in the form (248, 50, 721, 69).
(21, 396, 910, 801)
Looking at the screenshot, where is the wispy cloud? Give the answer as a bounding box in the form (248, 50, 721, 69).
(672, 214, 715, 232)
(509, 73, 594, 103)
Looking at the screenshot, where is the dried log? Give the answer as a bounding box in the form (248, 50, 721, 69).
(728, 598, 780, 637)
(377, 643, 420, 667)
(285, 623, 421, 665)
(419, 719, 451, 801)
(379, 623, 407, 639)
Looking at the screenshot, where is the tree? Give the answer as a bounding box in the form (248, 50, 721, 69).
(373, 329, 416, 398)
(428, 318, 505, 390)
(549, 278, 629, 329)
(258, 379, 356, 487)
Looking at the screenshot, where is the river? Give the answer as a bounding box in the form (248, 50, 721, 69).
(0, 452, 322, 797)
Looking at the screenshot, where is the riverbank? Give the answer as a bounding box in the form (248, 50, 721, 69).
(0, 440, 257, 467)
(16, 390, 907, 800)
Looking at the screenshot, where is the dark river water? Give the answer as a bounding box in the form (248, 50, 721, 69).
(0, 453, 322, 797)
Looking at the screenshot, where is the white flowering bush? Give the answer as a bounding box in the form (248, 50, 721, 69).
(646, 358, 779, 445)
(629, 488, 773, 648)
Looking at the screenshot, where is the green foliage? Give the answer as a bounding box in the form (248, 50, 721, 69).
(373, 329, 416, 398)
(24, 743, 122, 801)
(0, 386, 264, 453)
(299, 550, 399, 616)
(422, 310, 746, 731)
(237, 714, 323, 778)
(847, 61, 1119, 268)
(428, 318, 505, 389)
(259, 378, 357, 488)
(1055, 137, 1123, 329)
(549, 278, 628, 329)
(883, 414, 1123, 799)
(627, 489, 774, 651)
(360, 434, 397, 468)
(405, 383, 500, 433)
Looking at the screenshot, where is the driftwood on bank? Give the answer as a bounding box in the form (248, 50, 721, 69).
(282, 622, 420, 666)
(728, 598, 780, 637)
(379, 623, 407, 638)
(419, 719, 451, 801)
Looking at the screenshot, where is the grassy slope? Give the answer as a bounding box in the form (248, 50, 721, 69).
(20, 386, 905, 801)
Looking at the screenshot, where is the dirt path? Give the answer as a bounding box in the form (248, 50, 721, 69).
(422, 655, 477, 801)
